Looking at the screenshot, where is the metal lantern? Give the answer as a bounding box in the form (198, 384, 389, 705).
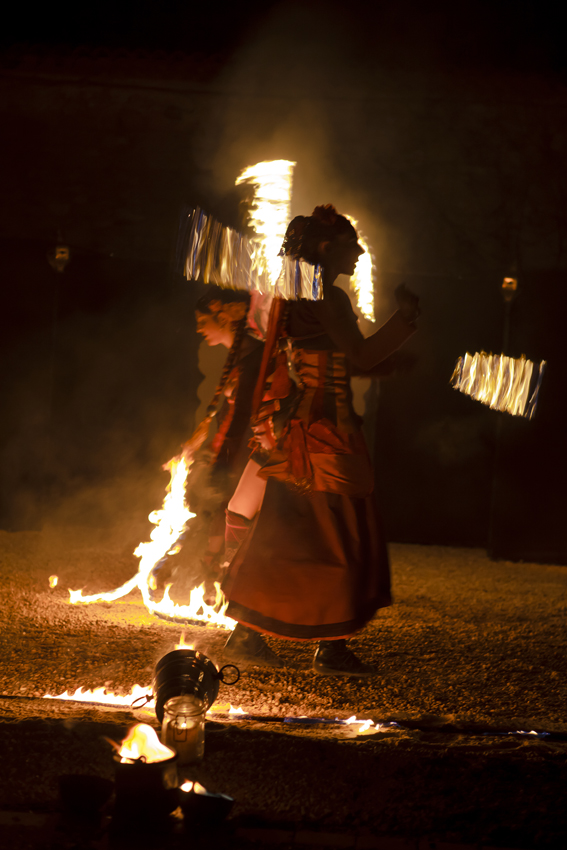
(153, 648, 239, 723)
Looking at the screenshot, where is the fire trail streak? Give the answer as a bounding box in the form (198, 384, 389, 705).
(236, 159, 295, 288)
(451, 352, 546, 419)
(345, 215, 375, 322)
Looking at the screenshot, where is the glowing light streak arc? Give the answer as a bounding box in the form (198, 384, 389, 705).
(344, 215, 375, 321)
(235, 159, 295, 287)
(451, 352, 545, 419)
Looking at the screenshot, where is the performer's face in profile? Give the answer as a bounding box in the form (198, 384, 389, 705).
(195, 309, 233, 347)
(322, 231, 364, 277)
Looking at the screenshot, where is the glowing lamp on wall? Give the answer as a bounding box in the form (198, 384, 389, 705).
(502, 275, 518, 303)
(47, 243, 70, 273)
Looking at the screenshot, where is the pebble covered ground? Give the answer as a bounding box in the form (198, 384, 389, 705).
(0, 524, 566, 848)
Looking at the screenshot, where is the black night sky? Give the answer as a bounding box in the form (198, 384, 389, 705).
(4, 0, 567, 74)
(1, 0, 567, 560)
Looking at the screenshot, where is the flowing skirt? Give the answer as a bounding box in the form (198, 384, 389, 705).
(222, 476, 391, 640)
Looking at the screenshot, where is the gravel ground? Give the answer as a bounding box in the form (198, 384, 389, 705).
(0, 524, 566, 848)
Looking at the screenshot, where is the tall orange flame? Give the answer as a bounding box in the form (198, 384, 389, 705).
(68, 458, 235, 629)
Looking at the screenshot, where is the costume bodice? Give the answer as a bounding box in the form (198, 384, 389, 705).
(286, 342, 359, 437)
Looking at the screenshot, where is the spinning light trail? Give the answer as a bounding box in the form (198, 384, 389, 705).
(451, 352, 545, 418)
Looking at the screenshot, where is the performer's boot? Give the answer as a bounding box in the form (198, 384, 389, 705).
(313, 639, 376, 677)
(224, 623, 286, 669)
(223, 509, 253, 568)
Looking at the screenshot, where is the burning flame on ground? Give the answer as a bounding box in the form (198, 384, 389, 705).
(41, 686, 390, 736)
(236, 159, 295, 287)
(41, 688, 549, 743)
(44, 684, 156, 709)
(115, 723, 175, 763)
(345, 216, 375, 322)
(180, 780, 208, 794)
(343, 715, 392, 735)
(48, 575, 58, 588)
(67, 458, 236, 629)
(43, 641, 240, 712)
(175, 632, 195, 650)
(208, 703, 246, 716)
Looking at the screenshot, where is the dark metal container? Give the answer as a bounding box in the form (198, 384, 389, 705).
(153, 648, 239, 723)
(113, 753, 179, 820)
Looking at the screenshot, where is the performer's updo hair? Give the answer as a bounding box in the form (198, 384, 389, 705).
(195, 285, 250, 319)
(281, 204, 357, 265)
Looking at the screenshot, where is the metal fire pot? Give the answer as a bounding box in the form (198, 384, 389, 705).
(153, 648, 239, 723)
(179, 782, 234, 827)
(113, 752, 179, 821)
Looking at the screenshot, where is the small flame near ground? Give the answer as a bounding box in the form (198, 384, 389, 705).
(44, 684, 156, 709)
(48, 575, 58, 588)
(180, 780, 208, 794)
(175, 632, 195, 650)
(42, 633, 196, 708)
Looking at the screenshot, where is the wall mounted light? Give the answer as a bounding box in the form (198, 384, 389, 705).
(502, 275, 518, 303)
(47, 242, 70, 273)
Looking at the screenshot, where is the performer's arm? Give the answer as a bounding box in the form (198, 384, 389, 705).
(319, 285, 418, 371)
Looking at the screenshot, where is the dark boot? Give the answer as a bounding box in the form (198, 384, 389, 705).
(224, 623, 286, 669)
(313, 639, 376, 677)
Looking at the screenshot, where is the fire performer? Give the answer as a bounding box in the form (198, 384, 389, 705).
(222, 205, 420, 675)
(150, 286, 264, 598)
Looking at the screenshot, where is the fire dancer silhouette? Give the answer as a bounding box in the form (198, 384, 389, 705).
(221, 205, 420, 675)
(150, 286, 264, 602)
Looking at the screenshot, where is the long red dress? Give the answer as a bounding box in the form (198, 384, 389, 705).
(222, 286, 416, 640)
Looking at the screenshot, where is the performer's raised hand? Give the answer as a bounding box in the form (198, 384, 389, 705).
(395, 283, 420, 323)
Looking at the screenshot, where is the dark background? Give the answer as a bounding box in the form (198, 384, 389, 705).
(1, 0, 566, 561)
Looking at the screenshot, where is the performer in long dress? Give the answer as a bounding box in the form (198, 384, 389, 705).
(150, 286, 264, 599)
(222, 205, 420, 675)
